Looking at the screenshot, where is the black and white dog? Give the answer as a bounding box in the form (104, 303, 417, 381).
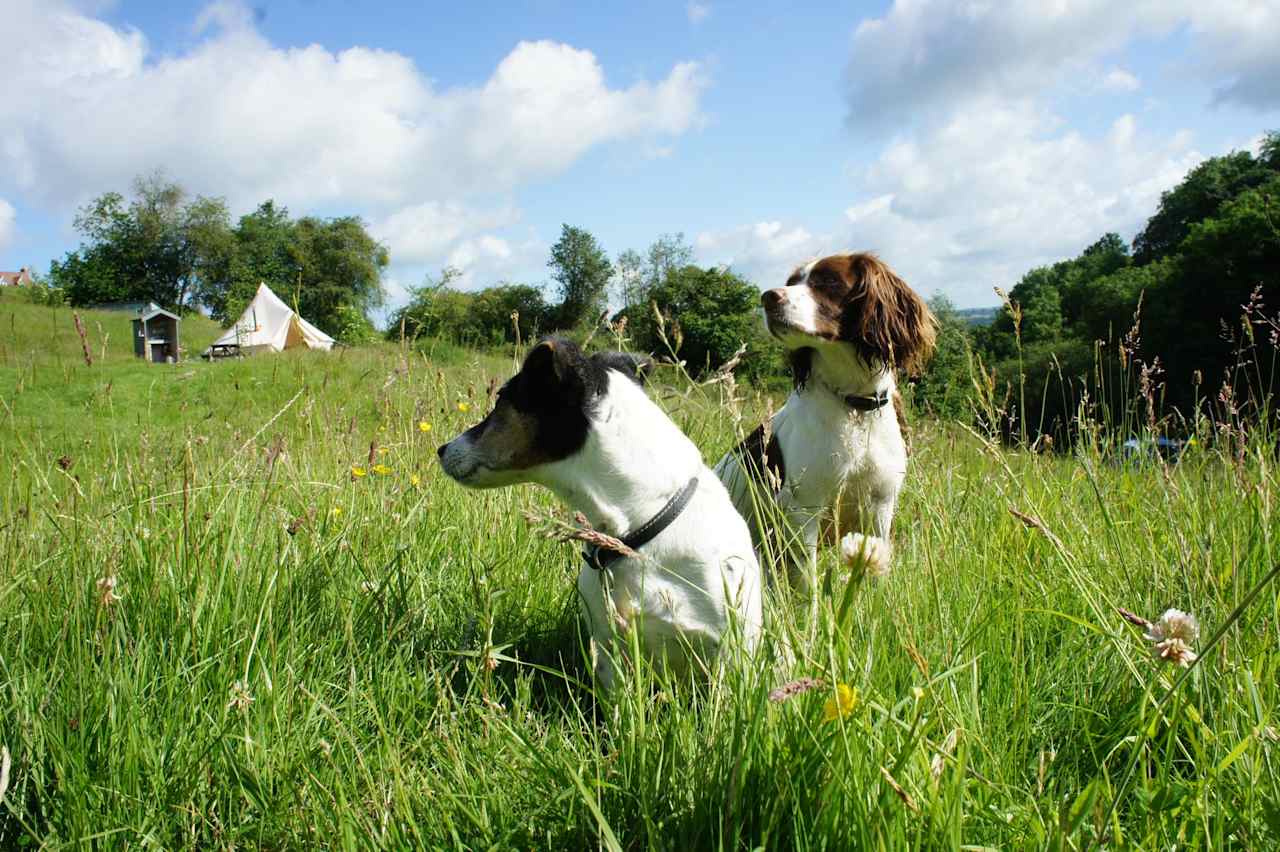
(439, 337, 762, 689)
(715, 252, 936, 590)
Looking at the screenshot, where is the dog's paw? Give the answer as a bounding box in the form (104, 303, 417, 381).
(840, 532, 891, 578)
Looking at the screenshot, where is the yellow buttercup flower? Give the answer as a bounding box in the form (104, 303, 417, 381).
(351, 466, 367, 478)
(410, 473, 421, 487)
(331, 507, 343, 516)
(418, 421, 432, 433)
(371, 463, 392, 476)
(457, 402, 470, 413)
(378, 447, 389, 456)
(822, 683, 859, 723)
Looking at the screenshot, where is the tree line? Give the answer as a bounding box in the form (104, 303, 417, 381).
(49, 173, 387, 342)
(916, 130, 1280, 443)
(388, 226, 783, 383)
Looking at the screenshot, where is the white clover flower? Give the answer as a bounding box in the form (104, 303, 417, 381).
(227, 680, 254, 712)
(1144, 608, 1200, 667)
(96, 576, 122, 609)
(840, 532, 891, 579)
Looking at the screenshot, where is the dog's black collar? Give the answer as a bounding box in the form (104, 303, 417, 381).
(583, 475, 700, 571)
(843, 389, 891, 411)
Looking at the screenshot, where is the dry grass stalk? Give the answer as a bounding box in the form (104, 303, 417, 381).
(1008, 507, 1064, 552)
(72, 312, 93, 367)
(879, 766, 919, 812)
(701, 342, 747, 386)
(522, 508, 638, 561)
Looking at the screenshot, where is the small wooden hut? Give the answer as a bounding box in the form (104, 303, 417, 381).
(132, 304, 181, 363)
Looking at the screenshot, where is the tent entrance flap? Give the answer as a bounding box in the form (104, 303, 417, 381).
(285, 315, 306, 349)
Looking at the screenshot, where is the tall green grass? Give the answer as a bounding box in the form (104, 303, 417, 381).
(1, 291, 1277, 848)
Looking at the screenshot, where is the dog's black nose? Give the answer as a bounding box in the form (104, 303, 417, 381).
(436, 443, 447, 459)
(762, 289, 787, 310)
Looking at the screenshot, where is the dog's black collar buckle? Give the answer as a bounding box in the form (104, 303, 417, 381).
(583, 475, 700, 571)
(843, 389, 891, 411)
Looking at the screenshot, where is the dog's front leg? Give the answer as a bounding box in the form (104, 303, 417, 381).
(785, 511, 823, 596)
(577, 566, 627, 692)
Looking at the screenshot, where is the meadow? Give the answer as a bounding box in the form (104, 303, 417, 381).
(0, 287, 1277, 849)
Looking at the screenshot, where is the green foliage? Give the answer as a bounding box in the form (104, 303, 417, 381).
(1133, 140, 1276, 265)
(332, 303, 377, 346)
(288, 215, 388, 337)
(548, 224, 612, 328)
(972, 133, 1280, 444)
(623, 264, 781, 382)
(47, 176, 387, 341)
(911, 294, 974, 419)
(51, 175, 235, 311)
(613, 232, 695, 310)
(202, 200, 296, 323)
(387, 267, 552, 349)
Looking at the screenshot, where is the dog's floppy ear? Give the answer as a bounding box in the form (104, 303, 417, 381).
(592, 351, 654, 386)
(844, 254, 938, 376)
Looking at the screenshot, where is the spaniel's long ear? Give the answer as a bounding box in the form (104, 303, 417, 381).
(844, 254, 938, 375)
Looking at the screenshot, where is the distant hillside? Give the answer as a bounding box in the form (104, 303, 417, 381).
(956, 306, 1000, 327)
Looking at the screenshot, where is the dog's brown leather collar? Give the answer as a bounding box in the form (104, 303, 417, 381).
(583, 475, 700, 571)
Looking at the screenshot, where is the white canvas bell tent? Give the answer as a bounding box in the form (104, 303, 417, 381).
(206, 283, 335, 355)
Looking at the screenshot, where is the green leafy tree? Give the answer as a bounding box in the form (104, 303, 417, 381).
(387, 268, 551, 348)
(614, 232, 695, 310)
(52, 174, 233, 311)
(912, 294, 974, 420)
(625, 264, 778, 382)
(548, 225, 612, 328)
(202, 200, 297, 323)
(1132, 149, 1274, 265)
(286, 216, 388, 337)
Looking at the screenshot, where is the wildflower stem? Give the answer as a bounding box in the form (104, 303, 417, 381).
(1097, 560, 1280, 846)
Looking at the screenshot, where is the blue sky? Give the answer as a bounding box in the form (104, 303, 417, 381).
(2, 0, 1278, 313)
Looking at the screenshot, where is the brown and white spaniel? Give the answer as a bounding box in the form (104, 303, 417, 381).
(714, 252, 936, 591)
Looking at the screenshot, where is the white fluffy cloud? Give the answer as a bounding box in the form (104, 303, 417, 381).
(369, 202, 521, 266)
(687, 3, 712, 24)
(1, 0, 706, 212)
(0, 199, 14, 251)
(842, 104, 1202, 304)
(808, 0, 1280, 305)
(694, 221, 831, 288)
(846, 1, 1280, 129)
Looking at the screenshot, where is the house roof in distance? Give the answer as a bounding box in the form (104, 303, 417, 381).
(0, 268, 33, 286)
